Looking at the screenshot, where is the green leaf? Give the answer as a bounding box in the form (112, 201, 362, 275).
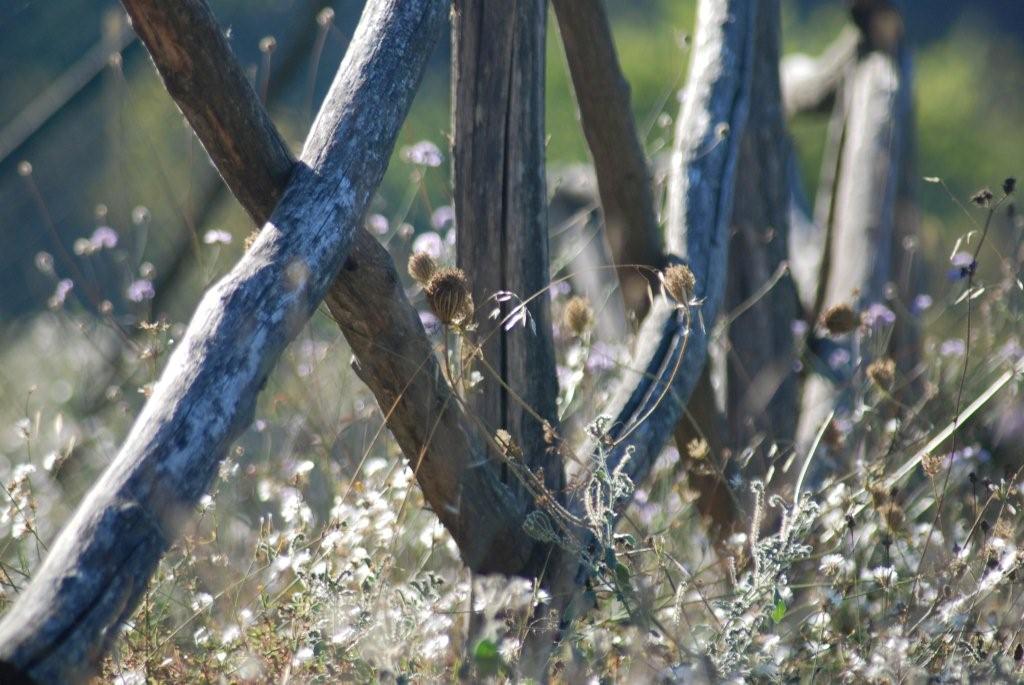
(615, 562, 631, 587)
(474, 638, 502, 677)
(771, 599, 787, 623)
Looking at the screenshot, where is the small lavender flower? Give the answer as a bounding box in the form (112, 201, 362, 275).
(127, 279, 155, 302)
(49, 279, 74, 308)
(412, 231, 444, 259)
(587, 341, 619, 372)
(862, 303, 896, 327)
(790, 319, 809, 337)
(912, 293, 933, 314)
(401, 140, 443, 167)
(948, 251, 976, 281)
(367, 213, 389, 235)
(430, 205, 454, 229)
(90, 226, 118, 250)
(828, 348, 851, 370)
(939, 338, 966, 357)
(418, 310, 441, 335)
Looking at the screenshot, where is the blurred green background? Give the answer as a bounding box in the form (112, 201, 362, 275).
(0, 0, 1021, 323)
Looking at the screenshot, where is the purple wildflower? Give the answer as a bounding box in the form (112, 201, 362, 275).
(49, 279, 73, 308)
(863, 303, 896, 327)
(586, 342, 618, 372)
(828, 348, 851, 370)
(412, 231, 444, 259)
(430, 205, 454, 229)
(912, 293, 933, 314)
(90, 226, 118, 250)
(418, 310, 441, 335)
(401, 140, 443, 168)
(791, 319, 809, 337)
(948, 251, 976, 281)
(939, 338, 966, 357)
(367, 214, 389, 235)
(127, 279, 155, 302)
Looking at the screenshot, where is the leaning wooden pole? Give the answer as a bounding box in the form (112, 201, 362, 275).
(0, 1, 448, 681)
(520, 0, 757, 674)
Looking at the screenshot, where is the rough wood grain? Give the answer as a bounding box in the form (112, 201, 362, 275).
(551, 0, 664, 314)
(120, 0, 540, 577)
(521, 0, 757, 673)
(0, 1, 451, 681)
(451, 0, 562, 496)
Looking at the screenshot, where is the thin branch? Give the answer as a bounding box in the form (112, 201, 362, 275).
(551, 0, 664, 313)
(0, 1, 452, 681)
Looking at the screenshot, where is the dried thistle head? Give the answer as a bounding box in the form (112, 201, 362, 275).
(686, 437, 710, 461)
(662, 264, 696, 303)
(971, 187, 994, 207)
(821, 303, 860, 336)
(563, 295, 594, 337)
(424, 267, 473, 326)
(867, 357, 896, 390)
(495, 428, 522, 459)
(879, 501, 904, 533)
(921, 452, 944, 478)
(244, 230, 260, 251)
(407, 251, 437, 285)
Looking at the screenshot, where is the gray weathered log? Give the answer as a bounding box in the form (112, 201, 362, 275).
(120, 0, 540, 577)
(452, 0, 562, 496)
(0, 1, 452, 681)
(780, 26, 859, 117)
(551, 0, 664, 314)
(521, 0, 757, 673)
(795, 7, 915, 454)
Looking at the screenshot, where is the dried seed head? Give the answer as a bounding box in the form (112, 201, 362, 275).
(821, 303, 860, 335)
(971, 187, 994, 207)
(662, 264, 696, 303)
(686, 437, 710, 461)
(495, 428, 522, 459)
(316, 7, 335, 26)
(867, 357, 896, 389)
(1004, 177, 1017, 195)
(563, 295, 594, 337)
(424, 267, 473, 326)
(921, 452, 944, 478)
(879, 501, 904, 532)
(258, 36, 277, 54)
(407, 251, 437, 285)
(244, 230, 260, 251)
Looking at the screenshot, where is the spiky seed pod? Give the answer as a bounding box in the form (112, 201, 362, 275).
(424, 266, 473, 326)
(821, 303, 859, 335)
(662, 264, 696, 303)
(563, 295, 594, 337)
(407, 251, 437, 285)
(686, 437, 709, 461)
(867, 357, 896, 389)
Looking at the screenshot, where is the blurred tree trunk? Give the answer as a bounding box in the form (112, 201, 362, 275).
(452, 0, 562, 496)
(721, 0, 801, 454)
